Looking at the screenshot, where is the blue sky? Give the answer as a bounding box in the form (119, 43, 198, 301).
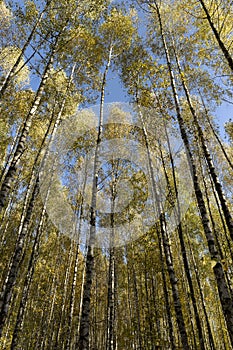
(105, 71, 233, 139)
(215, 103, 233, 139)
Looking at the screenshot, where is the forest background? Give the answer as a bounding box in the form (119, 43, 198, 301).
(0, 0, 233, 349)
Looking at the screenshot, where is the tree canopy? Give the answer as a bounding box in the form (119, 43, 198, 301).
(0, 0, 233, 349)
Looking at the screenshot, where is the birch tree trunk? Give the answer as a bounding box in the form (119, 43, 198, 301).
(0, 40, 57, 211)
(187, 234, 216, 350)
(106, 238, 116, 350)
(78, 45, 112, 350)
(173, 46, 233, 240)
(67, 164, 89, 349)
(159, 135, 205, 350)
(10, 193, 48, 349)
(0, 0, 51, 97)
(0, 177, 39, 338)
(156, 235, 176, 349)
(132, 264, 143, 350)
(0, 66, 71, 336)
(199, 92, 233, 171)
(0, 19, 70, 212)
(66, 200, 86, 349)
(136, 98, 190, 349)
(198, 0, 233, 72)
(106, 165, 120, 350)
(152, 1, 233, 343)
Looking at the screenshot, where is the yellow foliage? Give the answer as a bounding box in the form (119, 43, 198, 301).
(99, 9, 136, 55)
(0, 46, 30, 87)
(24, 0, 38, 21)
(0, 0, 12, 29)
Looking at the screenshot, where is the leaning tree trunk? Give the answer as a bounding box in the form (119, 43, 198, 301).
(77, 45, 113, 350)
(0, 177, 39, 338)
(0, 123, 21, 184)
(153, 90, 206, 347)
(10, 63, 78, 347)
(199, 93, 233, 171)
(0, 70, 72, 337)
(0, 31, 61, 212)
(198, 0, 233, 73)
(0, 177, 20, 252)
(173, 46, 233, 240)
(10, 187, 50, 350)
(153, 1, 233, 344)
